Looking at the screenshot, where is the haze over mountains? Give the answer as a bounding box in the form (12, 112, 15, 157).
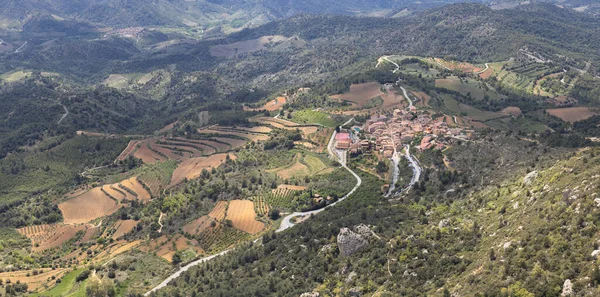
(1, 0, 597, 31)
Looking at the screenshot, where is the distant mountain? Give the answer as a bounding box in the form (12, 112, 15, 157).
(487, 0, 600, 15)
(0, 0, 477, 30)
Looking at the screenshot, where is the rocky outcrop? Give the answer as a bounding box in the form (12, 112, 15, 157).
(354, 224, 375, 239)
(300, 292, 320, 297)
(523, 171, 538, 186)
(438, 219, 450, 229)
(337, 227, 369, 256)
(561, 279, 573, 296)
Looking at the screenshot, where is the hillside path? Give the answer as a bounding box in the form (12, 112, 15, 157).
(57, 104, 69, 124)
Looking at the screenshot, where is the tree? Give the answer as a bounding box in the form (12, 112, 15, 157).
(269, 209, 281, 220)
(172, 251, 183, 265)
(86, 278, 116, 297)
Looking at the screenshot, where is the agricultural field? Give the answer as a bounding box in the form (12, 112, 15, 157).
(59, 174, 154, 224)
(249, 117, 319, 136)
(209, 201, 228, 221)
(438, 94, 506, 122)
(546, 107, 599, 123)
(225, 200, 264, 235)
(140, 234, 203, 262)
(197, 127, 270, 141)
(266, 152, 331, 180)
(435, 76, 500, 101)
(0, 268, 70, 293)
(17, 223, 96, 252)
(431, 58, 485, 73)
(244, 96, 287, 112)
(412, 91, 432, 107)
(170, 153, 235, 185)
(290, 109, 343, 127)
(58, 188, 121, 224)
(135, 160, 178, 196)
(253, 185, 307, 214)
(110, 220, 138, 239)
(332, 82, 384, 108)
(183, 216, 214, 236)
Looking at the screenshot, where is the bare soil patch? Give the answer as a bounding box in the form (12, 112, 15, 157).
(546, 107, 598, 123)
(244, 96, 287, 112)
(226, 200, 265, 235)
(502, 106, 522, 117)
(183, 216, 214, 236)
(170, 153, 234, 185)
(336, 83, 383, 107)
(112, 220, 138, 239)
(59, 188, 120, 224)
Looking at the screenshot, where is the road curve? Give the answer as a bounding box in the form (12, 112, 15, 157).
(145, 119, 362, 295)
(57, 104, 69, 124)
(145, 250, 230, 295)
(277, 121, 362, 232)
(399, 86, 413, 109)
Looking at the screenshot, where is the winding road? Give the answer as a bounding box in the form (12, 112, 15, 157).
(377, 55, 423, 196)
(57, 104, 69, 124)
(277, 118, 361, 232)
(145, 119, 362, 295)
(474, 63, 490, 74)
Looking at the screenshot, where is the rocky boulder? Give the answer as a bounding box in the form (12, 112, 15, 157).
(561, 279, 573, 296)
(300, 293, 320, 297)
(337, 227, 369, 256)
(523, 171, 538, 186)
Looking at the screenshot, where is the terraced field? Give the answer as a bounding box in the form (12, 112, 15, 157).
(59, 175, 155, 224)
(170, 153, 236, 186)
(253, 185, 307, 214)
(196, 224, 250, 253)
(17, 224, 97, 252)
(0, 268, 70, 292)
(249, 117, 319, 136)
(183, 216, 214, 236)
(110, 220, 138, 239)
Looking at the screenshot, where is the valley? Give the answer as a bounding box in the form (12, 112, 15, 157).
(1, 1, 600, 296)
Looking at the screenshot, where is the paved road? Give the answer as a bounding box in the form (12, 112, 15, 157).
(277, 123, 362, 232)
(145, 119, 363, 295)
(377, 55, 423, 196)
(399, 86, 413, 109)
(145, 250, 230, 296)
(403, 145, 421, 192)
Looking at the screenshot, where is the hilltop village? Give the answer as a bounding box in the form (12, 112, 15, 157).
(336, 107, 474, 157)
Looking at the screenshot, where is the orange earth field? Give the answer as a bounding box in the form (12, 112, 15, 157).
(226, 200, 265, 235)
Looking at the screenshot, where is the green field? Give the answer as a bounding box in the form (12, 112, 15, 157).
(290, 109, 342, 127)
(435, 76, 500, 101)
(439, 94, 505, 121)
(30, 269, 87, 297)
